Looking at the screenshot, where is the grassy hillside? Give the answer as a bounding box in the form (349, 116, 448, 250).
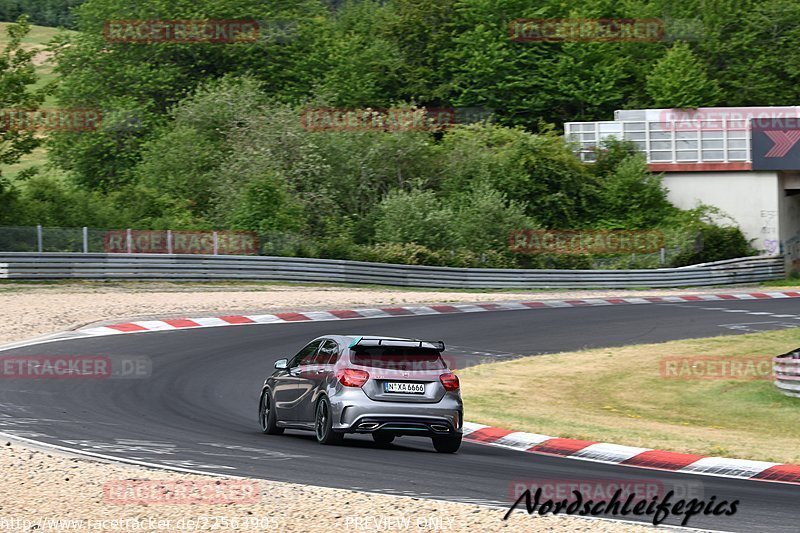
(0, 22, 74, 181)
(0, 20, 64, 44)
(0, 22, 66, 91)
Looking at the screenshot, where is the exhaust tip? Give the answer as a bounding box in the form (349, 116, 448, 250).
(430, 424, 450, 433)
(358, 422, 380, 431)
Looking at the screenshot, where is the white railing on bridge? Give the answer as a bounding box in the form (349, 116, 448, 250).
(565, 119, 752, 164)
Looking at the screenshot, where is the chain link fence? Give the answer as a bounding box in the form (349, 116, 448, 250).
(0, 225, 724, 269)
(0, 226, 263, 255)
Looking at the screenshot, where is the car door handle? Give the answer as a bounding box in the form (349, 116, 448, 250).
(288, 368, 324, 376)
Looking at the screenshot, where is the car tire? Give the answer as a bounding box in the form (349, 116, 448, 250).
(372, 432, 395, 445)
(315, 397, 343, 445)
(259, 391, 284, 435)
(432, 434, 461, 453)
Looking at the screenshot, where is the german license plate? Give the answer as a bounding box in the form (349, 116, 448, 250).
(384, 382, 424, 394)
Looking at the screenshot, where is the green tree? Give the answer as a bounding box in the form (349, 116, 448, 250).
(444, 0, 664, 128)
(374, 188, 457, 250)
(49, 0, 328, 190)
(135, 76, 268, 219)
(381, 0, 458, 103)
(310, 1, 404, 108)
(646, 41, 720, 108)
(0, 16, 42, 172)
(689, 0, 800, 106)
(589, 138, 677, 228)
(0, 16, 43, 221)
(0, 0, 84, 28)
(437, 124, 598, 228)
(13, 174, 120, 227)
(447, 182, 535, 254)
(594, 154, 675, 228)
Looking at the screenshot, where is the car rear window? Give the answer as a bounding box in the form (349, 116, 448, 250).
(350, 347, 446, 371)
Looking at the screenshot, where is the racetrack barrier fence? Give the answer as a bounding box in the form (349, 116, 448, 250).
(774, 349, 800, 398)
(0, 252, 784, 289)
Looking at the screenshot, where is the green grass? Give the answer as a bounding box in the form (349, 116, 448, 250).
(459, 328, 800, 464)
(762, 275, 800, 288)
(0, 22, 76, 180)
(0, 21, 64, 46)
(2, 146, 48, 181)
(0, 22, 71, 104)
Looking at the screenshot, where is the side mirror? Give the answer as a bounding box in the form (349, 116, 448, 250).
(274, 358, 288, 370)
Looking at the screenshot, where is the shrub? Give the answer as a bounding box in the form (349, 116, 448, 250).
(437, 124, 598, 228)
(353, 242, 448, 266)
(447, 182, 536, 254)
(671, 225, 754, 266)
(373, 189, 458, 250)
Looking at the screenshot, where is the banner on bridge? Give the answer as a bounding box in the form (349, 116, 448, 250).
(751, 118, 800, 170)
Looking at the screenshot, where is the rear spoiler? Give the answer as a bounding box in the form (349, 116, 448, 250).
(349, 337, 445, 351)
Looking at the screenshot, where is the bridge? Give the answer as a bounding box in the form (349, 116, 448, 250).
(566, 106, 800, 273)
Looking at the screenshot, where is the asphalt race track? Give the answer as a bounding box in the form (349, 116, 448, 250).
(2, 298, 800, 531)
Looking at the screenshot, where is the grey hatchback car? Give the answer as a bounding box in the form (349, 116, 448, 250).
(258, 335, 463, 452)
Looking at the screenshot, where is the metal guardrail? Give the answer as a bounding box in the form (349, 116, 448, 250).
(0, 253, 784, 288)
(774, 349, 800, 398)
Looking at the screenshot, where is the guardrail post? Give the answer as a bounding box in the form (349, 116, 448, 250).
(36, 224, 42, 252)
(126, 228, 132, 254)
(167, 230, 173, 254)
(82, 227, 88, 253)
(213, 231, 219, 255)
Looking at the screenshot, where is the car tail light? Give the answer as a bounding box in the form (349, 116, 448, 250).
(337, 368, 369, 387)
(439, 372, 459, 391)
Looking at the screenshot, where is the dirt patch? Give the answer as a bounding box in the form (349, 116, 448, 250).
(31, 49, 52, 66)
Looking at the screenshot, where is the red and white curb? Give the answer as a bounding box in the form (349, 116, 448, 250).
(462, 422, 800, 486)
(78, 290, 800, 336)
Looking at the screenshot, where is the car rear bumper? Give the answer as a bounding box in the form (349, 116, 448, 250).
(346, 416, 460, 437)
(330, 390, 463, 436)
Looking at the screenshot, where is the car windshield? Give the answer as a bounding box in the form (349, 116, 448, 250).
(350, 347, 446, 371)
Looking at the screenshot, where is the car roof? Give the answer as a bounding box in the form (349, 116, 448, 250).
(322, 335, 444, 350)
